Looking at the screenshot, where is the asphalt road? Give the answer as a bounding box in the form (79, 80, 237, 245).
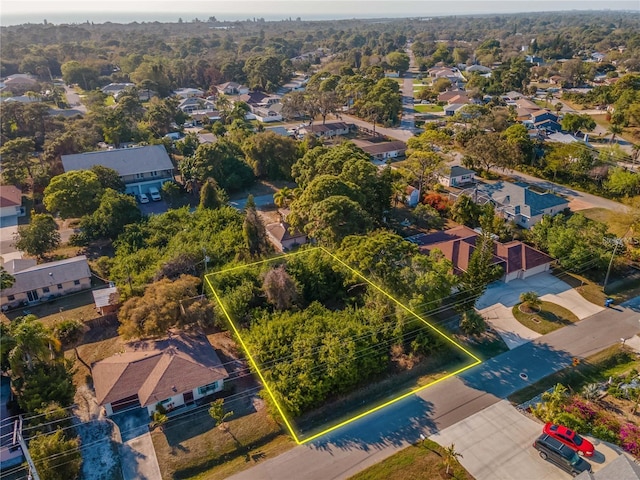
(64, 85, 87, 113)
(229, 302, 640, 480)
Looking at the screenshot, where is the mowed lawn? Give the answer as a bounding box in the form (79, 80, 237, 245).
(151, 408, 294, 480)
(348, 439, 473, 480)
(580, 207, 635, 237)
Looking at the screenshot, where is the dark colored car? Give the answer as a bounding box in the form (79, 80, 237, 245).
(533, 433, 592, 477)
(544, 422, 595, 457)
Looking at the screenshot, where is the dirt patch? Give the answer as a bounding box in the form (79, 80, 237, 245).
(74, 385, 123, 480)
(569, 198, 595, 211)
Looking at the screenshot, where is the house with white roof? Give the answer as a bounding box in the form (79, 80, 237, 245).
(1, 256, 92, 310)
(61, 145, 175, 196)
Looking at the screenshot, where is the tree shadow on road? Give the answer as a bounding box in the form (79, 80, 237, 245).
(307, 395, 435, 453)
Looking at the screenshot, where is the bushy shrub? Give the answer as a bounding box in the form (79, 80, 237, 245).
(54, 319, 83, 346)
(564, 397, 597, 423)
(459, 310, 486, 335)
(554, 412, 587, 432)
(592, 424, 619, 444)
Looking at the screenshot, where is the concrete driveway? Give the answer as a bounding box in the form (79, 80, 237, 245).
(430, 400, 623, 480)
(476, 273, 604, 349)
(111, 409, 161, 480)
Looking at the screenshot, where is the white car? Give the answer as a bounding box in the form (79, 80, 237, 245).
(148, 187, 161, 201)
(138, 193, 150, 204)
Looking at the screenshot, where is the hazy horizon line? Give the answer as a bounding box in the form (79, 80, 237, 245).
(2, 2, 638, 27)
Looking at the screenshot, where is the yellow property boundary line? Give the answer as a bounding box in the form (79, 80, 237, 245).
(205, 247, 482, 445)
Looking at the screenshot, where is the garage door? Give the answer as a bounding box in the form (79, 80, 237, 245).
(110, 395, 141, 413)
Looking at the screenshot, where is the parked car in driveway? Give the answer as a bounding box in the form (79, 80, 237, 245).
(148, 187, 161, 201)
(543, 423, 595, 456)
(533, 433, 592, 477)
(138, 193, 149, 204)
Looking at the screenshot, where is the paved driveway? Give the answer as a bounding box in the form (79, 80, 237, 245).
(430, 400, 623, 480)
(111, 409, 161, 480)
(476, 273, 604, 349)
(477, 272, 604, 318)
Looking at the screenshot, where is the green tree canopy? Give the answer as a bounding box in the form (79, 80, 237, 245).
(14, 213, 60, 259)
(118, 275, 213, 339)
(242, 131, 300, 179)
(28, 428, 82, 480)
(90, 165, 125, 192)
(79, 188, 141, 241)
(44, 170, 103, 219)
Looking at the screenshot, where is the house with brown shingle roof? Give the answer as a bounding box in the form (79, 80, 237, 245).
(92, 333, 229, 416)
(407, 225, 553, 283)
(266, 221, 307, 252)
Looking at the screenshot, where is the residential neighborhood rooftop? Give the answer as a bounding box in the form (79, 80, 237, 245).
(61, 145, 174, 177)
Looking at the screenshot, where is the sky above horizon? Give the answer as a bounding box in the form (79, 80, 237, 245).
(2, 0, 639, 25)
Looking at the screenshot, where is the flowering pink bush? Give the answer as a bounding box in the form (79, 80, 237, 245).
(564, 397, 597, 422)
(620, 423, 640, 456)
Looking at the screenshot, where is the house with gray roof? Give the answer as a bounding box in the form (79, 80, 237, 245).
(1, 256, 92, 310)
(0, 185, 24, 227)
(61, 145, 174, 196)
(473, 181, 569, 229)
(575, 454, 640, 479)
(438, 165, 476, 187)
(92, 333, 229, 416)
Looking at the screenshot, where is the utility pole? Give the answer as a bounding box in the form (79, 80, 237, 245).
(15, 416, 41, 480)
(603, 237, 624, 293)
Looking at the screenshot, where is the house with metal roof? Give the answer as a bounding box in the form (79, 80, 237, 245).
(1, 256, 92, 310)
(92, 333, 229, 416)
(61, 145, 174, 196)
(471, 181, 569, 229)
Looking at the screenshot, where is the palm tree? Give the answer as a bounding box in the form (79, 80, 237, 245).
(392, 181, 407, 207)
(4, 315, 60, 375)
(607, 123, 624, 144)
(273, 187, 294, 209)
(443, 443, 463, 475)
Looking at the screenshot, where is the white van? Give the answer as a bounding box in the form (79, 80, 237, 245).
(148, 187, 161, 201)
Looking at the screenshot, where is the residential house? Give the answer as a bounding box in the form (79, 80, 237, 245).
(61, 145, 175, 196)
(530, 110, 560, 132)
(444, 104, 466, 116)
(502, 91, 523, 101)
(265, 126, 292, 137)
(237, 92, 283, 122)
(547, 132, 590, 145)
(178, 97, 216, 114)
(514, 97, 542, 121)
(1, 256, 92, 310)
(590, 52, 606, 63)
(405, 186, 420, 207)
(0, 185, 24, 227)
(1, 95, 41, 104)
(465, 64, 492, 74)
(92, 285, 120, 315)
(428, 66, 466, 87)
(438, 165, 476, 187)
(191, 110, 222, 124)
(215, 82, 249, 96)
(1, 74, 38, 92)
(549, 75, 564, 85)
(101, 83, 135, 96)
(575, 454, 640, 479)
(265, 222, 307, 252)
(408, 225, 553, 282)
(473, 181, 569, 228)
(174, 88, 204, 99)
(299, 122, 354, 138)
(525, 55, 544, 66)
(92, 333, 229, 416)
(437, 90, 467, 103)
(356, 140, 407, 161)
